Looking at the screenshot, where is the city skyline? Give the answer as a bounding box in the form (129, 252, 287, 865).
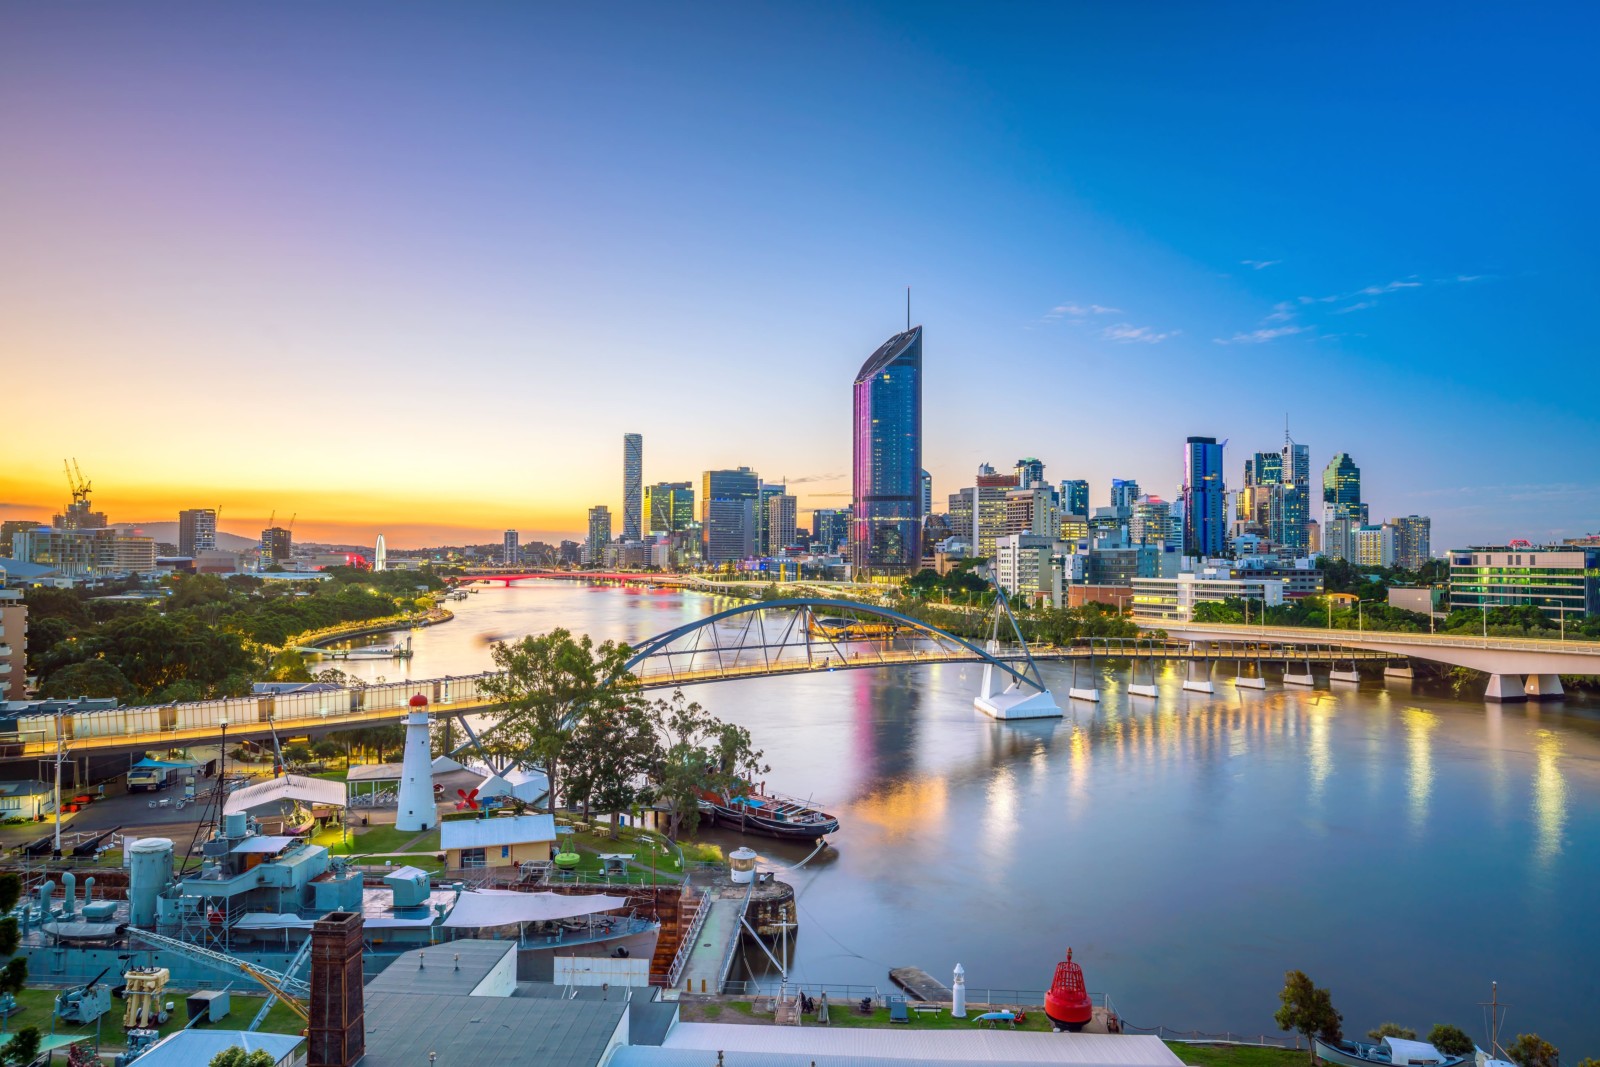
(3, 6, 1597, 549)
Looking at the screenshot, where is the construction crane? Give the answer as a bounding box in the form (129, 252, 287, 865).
(63, 458, 92, 506)
(127, 928, 311, 1023)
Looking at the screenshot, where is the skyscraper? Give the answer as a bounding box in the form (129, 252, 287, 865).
(178, 508, 217, 557)
(1110, 479, 1140, 510)
(1060, 480, 1089, 517)
(1182, 437, 1226, 557)
(644, 482, 694, 535)
(1322, 453, 1367, 526)
(811, 508, 850, 552)
(586, 506, 612, 564)
(1390, 515, 1432, 571)
(1014, 458, 1045, 487)
(622, 433, 643, 542)
(757, 484, 788, 555)
(851, 325, 923, 576)
(502, 529, 519, 567)
(766, 493, 798, 554)
(972, 464, 1020, 558)
(701, 468, 760, 563)
(921, 470, 933, 517)
(260, 526, 292, 565)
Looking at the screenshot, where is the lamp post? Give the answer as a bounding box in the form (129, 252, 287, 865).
(1356, 598, 1380, 632)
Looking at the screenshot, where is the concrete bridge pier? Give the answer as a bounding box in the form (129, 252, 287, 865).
(1330, 659, 1362, 684)
(1524, 674, 1565, 701)
(1128, 646, 1159, 697)
(1384, 660, 1414, 679)
(1284, 661, 1316, 687)
(1182, 654, 1215, 694)
(1233, 658, 1267, 689)
(1484, 674, 1527, 702)
(1068, 654, 1100, 703)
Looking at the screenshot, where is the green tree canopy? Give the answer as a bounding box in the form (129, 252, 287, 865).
(0, 1027, 40, 1067)
(1427, 1025, 1475, 1056)
(1507, 1034, 1559, 1067)
(650, 690, 769, 839)
(1369, 1024, 1417, 1041)
(209, 1048, 277, 1067)
(39, 659, 138, 702)
(1275, 970, 1343, 1063)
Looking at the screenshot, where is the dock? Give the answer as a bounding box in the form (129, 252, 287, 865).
(673, 874, 798, 995)
(888, 966, 952, 1002)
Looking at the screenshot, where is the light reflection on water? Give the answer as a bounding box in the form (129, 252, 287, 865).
(339, 583, 1600, 1051)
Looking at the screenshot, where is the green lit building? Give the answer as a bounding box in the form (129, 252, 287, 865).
(1449, 545, 1600, 618)
(643, 482, 694, 536)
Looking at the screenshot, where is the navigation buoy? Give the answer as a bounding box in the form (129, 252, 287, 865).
(1044, 947, 1093, 1032)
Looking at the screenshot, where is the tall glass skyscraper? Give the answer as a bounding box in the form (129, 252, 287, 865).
(1322, 453, 1366, 525)
(1182, 436, 1226, 557)
(622, 433, 643, 541)
(701, 468, 760, 562)
(1060, 479, 1089, 517)
(852, 325, 923, 576)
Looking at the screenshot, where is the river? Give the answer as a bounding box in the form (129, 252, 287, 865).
(329, 582, 1600, 1053)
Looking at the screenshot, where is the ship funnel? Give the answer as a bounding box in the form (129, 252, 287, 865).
(62, 872, 76, 919)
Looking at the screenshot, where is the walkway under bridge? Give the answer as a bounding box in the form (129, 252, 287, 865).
(2, 599, 1390, 758)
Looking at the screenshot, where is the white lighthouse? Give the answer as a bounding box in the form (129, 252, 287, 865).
(396, 693, 435, 832)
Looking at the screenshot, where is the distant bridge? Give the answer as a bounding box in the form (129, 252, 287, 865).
(0, 601, 1393, 759)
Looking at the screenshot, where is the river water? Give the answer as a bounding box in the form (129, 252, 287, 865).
(332, 583, 1600, 1052)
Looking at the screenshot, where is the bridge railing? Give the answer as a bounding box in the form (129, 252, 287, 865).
(1159, 621, 1600, 654)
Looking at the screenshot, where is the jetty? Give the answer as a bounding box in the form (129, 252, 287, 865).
(888, 965, 951, 1002)
(671, 871, 796, 995)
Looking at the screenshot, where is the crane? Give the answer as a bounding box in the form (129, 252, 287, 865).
(127, 928, 311, 1023)
(63, 458, 92, 506)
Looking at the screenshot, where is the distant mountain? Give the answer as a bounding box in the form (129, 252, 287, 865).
(115, 522, 260, 553)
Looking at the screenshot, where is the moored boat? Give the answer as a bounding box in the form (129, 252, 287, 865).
(698, 786, 839, 841)
(1315, 1036, 1471, 1067)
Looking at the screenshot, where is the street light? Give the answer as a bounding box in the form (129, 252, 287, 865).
(1356, 598, 1381, 632)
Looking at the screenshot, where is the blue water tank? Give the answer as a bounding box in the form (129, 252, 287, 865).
(126, 838, 174, 927)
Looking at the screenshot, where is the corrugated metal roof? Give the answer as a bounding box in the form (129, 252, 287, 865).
(362, 989, 626, 1067)
(661, 1022, 1185, 1065)
(364, 941, 513, 996)
(134, 1030, 302, 1067)
(440, 813, 556, 849)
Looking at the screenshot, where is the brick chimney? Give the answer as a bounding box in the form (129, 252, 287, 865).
(308, 911, 365, 1067)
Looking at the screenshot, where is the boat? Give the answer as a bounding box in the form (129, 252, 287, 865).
(1314, 1036, 1471, 1067)
(1044, 947, 1093, 1031)
(697, 785, 839, 841)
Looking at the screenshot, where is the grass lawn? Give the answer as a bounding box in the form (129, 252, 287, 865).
(311, 824, 438, 857)
(1165, 1043, 1308, 1067)
(712, 998, 1055, 1032)
(4, 987, 304, 1050)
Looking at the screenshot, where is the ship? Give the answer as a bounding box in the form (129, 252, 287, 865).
(697, 785, 839, 841)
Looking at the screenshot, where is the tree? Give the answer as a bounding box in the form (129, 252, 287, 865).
(311, 739, 340, 761)
(0, 1028, 40, 1067)
(0, 872, 25, 1002)
(1275, 970, 1343, 1062)
(38, 658, 138, 702)
(283, 743, 312, 765)
(1506, 1034, 1559, 1067)
(1428, 1025, 1475, 1056)
(1369, 1024, 1417, 1041)
(563, 698, 661, 826)
(478, 629, 638, 812)
(649, 691, 769, 839)
(269, 649, 314, 683)
(209, 1049, 277, 1067)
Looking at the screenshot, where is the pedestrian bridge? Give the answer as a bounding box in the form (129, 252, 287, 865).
(1148, 621, 1600, 701)
(0, 601, 1465, 759)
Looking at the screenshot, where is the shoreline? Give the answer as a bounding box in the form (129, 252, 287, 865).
(287, 606, 455, 650)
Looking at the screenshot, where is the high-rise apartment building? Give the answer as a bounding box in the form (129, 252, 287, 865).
(644, 482, 694, 535)
(260, 526, 292, 564)
(1350, 524, 1396, 568)
(1182, 437, 1226, 557)
(1060, 480, 1089, 518)
(1130, 496, 1174, 546)
(502, 529, 519, 567)
(621, 433, 643, 542)
(178, 508, 217, 557)
(1110, 479, 1140, 510)
(702, 468, 760, 563)
(1014, 458, 1045, 488)
(586, 506, 612, 564)
(766, 493, 798, 554)
(851, 326, 923, 576)
(1389, 515, 1432, 571)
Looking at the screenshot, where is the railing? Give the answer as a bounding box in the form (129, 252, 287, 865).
(1159, 621, 1600, 654)
(665, 890, 709, 989)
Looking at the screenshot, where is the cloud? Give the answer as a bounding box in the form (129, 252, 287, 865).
(1047, 302, 1121, 321)
(1102, 323, 1179, 344)
(1358, 279, 1422, 296)
(1332, 300, 1376, 314)
(1242, 259, 1281, 270)
(1213, 325, 1308, 345)
(783, 473, 843, 485)
(1263, 301, 1296, 323)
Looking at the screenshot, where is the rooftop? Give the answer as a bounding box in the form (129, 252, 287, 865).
(361, 989, 627, 1067)
(855, 324, 922, 382)
(132, 1030, 303, 1067)
(440, 812, 557, 849)
(365, 940, 513, 997)
(656, 1022, 1184, 1066)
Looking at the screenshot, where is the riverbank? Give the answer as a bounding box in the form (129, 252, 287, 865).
(283, 605, 454, 650)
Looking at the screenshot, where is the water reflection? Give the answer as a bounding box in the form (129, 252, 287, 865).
(1307, 701, 1333, 810)
(1403, 707, 1437, 835)
(1531, 729, 1567, 865)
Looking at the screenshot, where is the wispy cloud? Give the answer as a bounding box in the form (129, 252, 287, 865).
(1263, 301, 1296, 323)
(1357, 279, 1422, 296)
(1102, 323, 1179, 344)
(784, 472, 843, 485)
(1046, 302, 1121, 322)
(1332, 300, 1376, 314)
(1242, 259, 1281, 270)
(1213, 325, 1307, 345)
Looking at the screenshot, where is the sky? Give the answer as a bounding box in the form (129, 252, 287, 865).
(2, 3, 1597, 549)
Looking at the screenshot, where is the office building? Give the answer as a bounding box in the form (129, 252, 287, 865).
(1129, 496, 1174, 547)
(621, 433, 643, 542)
(921, 470, 933, 517)
(1181, 437, 1226, 557)
(1110, 479, 1140, 510)
(811, 508, 850, 552)
(765, 493, 797, 555)
(1131, 569, 1286, 624)
(644, 482, 694, 535)
(947, 489, 974, 544)
(701, 468, 760, 563)
(1390, 515, 1432, 571)
(1449, 544, 1600, 619)
(1014, 457, 1045, 487)
(259, 526, 292, 565)
(1003, 486, 1057, 538)
(972, 464, 1020, 558)
(851, 325, 923, 576)
(1060, 480, 1089, 518)
(1322, 453, 1367, 527)
(995, 533, 1061, 603)
(502, 530, 519, 567)
(585, 506, 612, 564)
(757, 484, 788, 555)
(12, 527, 157, 579)
(1349, 524, 1397, 568)
(178, 508, 217, 557)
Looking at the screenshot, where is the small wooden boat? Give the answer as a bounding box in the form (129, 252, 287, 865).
(1315, 1037, 1470, 1067)
(697, 785, 839, 841)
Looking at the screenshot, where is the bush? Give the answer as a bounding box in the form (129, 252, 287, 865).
(1428, 1025, 1475, 1056)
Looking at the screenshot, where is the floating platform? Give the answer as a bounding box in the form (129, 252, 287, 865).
(889, 965, 952, 1002)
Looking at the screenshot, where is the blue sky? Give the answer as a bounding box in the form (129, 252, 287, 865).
(2, 2, 1596, 546)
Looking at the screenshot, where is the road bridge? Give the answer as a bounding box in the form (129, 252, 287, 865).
(0, 602, 1421, 760)
(1147, 621, 1600, 701)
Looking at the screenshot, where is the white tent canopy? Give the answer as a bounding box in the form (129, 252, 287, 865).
(441, 889, 629, 928)
(223, 774, 347, 815)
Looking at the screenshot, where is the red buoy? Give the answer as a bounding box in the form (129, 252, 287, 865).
(1044, 947, 1093, 1032)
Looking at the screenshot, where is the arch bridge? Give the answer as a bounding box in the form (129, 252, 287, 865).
(6, 599, 1386, 758)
